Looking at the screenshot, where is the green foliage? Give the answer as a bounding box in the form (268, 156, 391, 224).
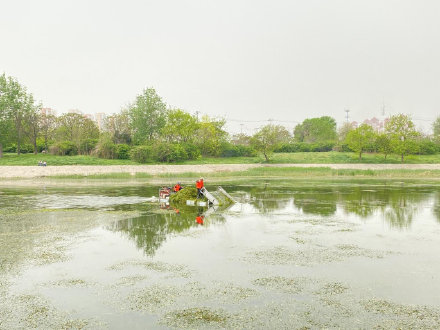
(80, 138, 98, 155)
(162, 109, 199, 143)
(195, 116, 228, 156)
(417, 139, 438, 155)
(169, 187, 201, 204)
(294, 116, 337, 143)
(345, 124, 375, 159)
(385, 114, 420, 162)
(129, 145, 154, 163)
(116, 144, 131, 159)
(95, 134, 116, 159)
(0, 73, 41, 155)
(55, 113, 100, 155)
(127, 88, 167, 144)
(153, 142, 188, 163)
(181, 143, 201, 160)
(274, 142, 335, 153)
(104, 110, 131, 144)
(50, 141, 78, 156)
(221, 142, 257, 157)
(433, 117, 440, 138)
(375, 133, 393, 159)
(251, 124, 291, 161)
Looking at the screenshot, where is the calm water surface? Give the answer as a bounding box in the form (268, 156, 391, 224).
(1, 179, 440, 329)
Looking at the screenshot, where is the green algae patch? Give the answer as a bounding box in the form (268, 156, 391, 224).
(48, 278, 91, 288)
(253, 276, 315, 294)
(315, 282, 348, 296)
(115, 275, 149, 287)
(362, 299, 440, 328)
(162, 307, 229, 328)
(106, 260, 191, 278)
(0, 293, 95, 329)
(245, 244, 393, 266)
(129, 285, 180, 312)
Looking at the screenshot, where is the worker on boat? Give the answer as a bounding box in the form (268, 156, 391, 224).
(196, 177, 204, 198)
(173, 182, 182, 192)
(195, 214, 204, 225)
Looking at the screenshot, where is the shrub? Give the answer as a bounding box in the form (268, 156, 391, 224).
(116, 144, 131, 159)
(417, 140, 439, 155)
(275, 142, 335, 153)
(130, 145, 153, 163)
(50, 141, 78, 155)
(221, 143, 257, 157)
(181, 143, 201, 160)
(153, 143, 188, 163)
(4, 144, 16, 153)
(95, 135, 116, 159)
(80, 138, 98, 155)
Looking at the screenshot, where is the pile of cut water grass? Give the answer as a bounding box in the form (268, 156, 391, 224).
(170, 187, 206, 204)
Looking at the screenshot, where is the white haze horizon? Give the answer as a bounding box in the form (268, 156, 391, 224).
(1, 0, 439, 134)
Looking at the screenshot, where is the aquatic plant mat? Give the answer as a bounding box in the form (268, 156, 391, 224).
(1, 180, 440, 328)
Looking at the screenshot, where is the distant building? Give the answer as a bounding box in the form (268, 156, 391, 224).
(68, 109, 83, 115)
(40, 107, 56, 116)
(95, 112, 107, 130)
(363, 117, 387, 132)
(84, 113, 94, 120)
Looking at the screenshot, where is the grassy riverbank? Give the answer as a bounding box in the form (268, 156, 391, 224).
(1, 152, 440, 166)
(21, 166, 440, 182)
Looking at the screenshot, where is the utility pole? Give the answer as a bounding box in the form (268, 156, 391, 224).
(345, 109, 350, 123)
(195, 111, 199, 122)
(240, 123, 244, 134)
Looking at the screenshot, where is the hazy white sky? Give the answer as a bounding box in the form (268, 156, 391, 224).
(1, 0, 439, 133)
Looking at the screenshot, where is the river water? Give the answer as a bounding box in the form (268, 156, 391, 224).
(1, 179, 440, 329)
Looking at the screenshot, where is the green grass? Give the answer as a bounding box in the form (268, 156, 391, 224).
(183, 152, 440, 165)
(1, 151, 440, 166)
(45, 166, 440, 181)
(0, 153, 137, 166)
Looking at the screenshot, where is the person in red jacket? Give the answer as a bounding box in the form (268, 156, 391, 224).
(173, 182, 182, 192)
(196, 178, 204, 198)
(195, 214, 204, 225)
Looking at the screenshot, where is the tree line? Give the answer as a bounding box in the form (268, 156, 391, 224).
(1, 73, 440, 163)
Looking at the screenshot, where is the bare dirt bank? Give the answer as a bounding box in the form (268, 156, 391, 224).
(1, 163, 440, 179)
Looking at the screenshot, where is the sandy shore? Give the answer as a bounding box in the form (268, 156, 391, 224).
(0, 163, 440, 179)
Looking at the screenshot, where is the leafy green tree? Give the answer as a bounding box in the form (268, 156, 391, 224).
(251, 124, 291, 161)
(345, 124, 375, 160)
(127, 88, 167, 144)
(55, 113, 99, 154)
(39, 113, 56, 152)
(23, 100, 41, 154)
(0, 74, 15, 157)
(231, 133, 252, 146)
(385, 114, 420, 163)
(337, 122, 355, 143)
(294, 116, 337, 143)
(375, 133, 392, 159)
(161, 109, 199, 143)
(195, 116, 228, 156)
(0, 74, 40, 155)
(104, 110, 131, 144)
(433, 117, 440, 142)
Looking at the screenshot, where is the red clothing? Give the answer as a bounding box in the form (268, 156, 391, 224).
(196, 216, 204, 225)
(200, 179, 204, 188)
(173, 184, 181, 192)
(196, 180, 201, 189)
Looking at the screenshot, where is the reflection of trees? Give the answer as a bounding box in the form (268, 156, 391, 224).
(234, 183, 435, 229)
(108, 205, 225, 256)
(433, 191, 440, 223)
(339, 186, 430, 229)
(292, 189, 337, 216)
